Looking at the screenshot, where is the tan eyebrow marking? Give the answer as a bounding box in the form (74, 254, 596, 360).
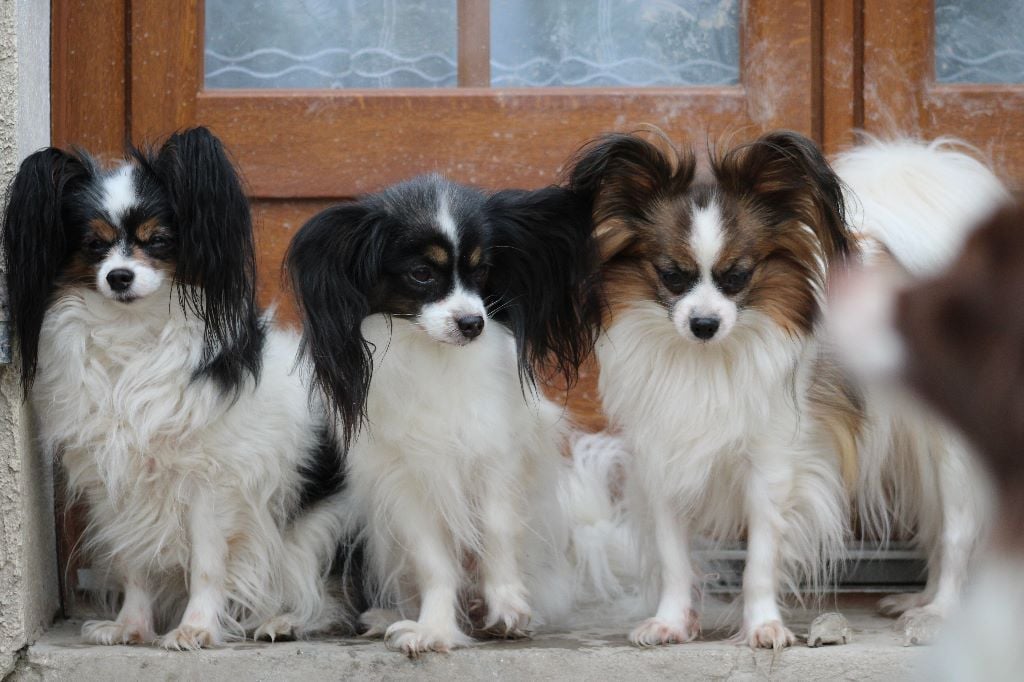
(88, 218, 117, 242)
(468, 246, 483, 268)
(135, 218, 164, 242)
(424, 245, 450, 265)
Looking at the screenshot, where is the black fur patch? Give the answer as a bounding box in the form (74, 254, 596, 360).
(296, 425, 348, 515)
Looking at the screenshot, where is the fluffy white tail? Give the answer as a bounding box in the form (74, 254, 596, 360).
(834, 137, 1010, 277)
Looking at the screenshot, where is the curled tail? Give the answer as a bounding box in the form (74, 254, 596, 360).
(834, 137, 1010, 276)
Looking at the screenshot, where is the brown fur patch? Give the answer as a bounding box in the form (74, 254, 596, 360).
(424, 245, 449, 266)
(135, 218, 163, 242)
(87, 218, 117, 242)
(602, 261, 660, 324)
(467, 246, 482, 268)
(808, 356, 864, 490)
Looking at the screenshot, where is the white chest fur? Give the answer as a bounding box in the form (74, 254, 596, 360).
(32, 288, 314, 575)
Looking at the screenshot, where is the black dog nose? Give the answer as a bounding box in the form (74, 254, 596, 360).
(106, 268, 135, 292)
(690, 316, 720, 340)
(457, 315, 485, 339)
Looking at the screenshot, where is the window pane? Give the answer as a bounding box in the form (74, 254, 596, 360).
(490, 0, 740, 87)
(935, 0, 1024, 84)
(205, 0, 457, 89)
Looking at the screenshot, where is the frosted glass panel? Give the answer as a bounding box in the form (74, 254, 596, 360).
(935, 0, 1024, 83)
(205, 0, 457, 89)
(490, 0, 740, 87)
(205, 0, 740, 89)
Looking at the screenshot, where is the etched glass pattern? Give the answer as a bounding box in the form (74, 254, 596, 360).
(205, 0, 739, 89)
(935, 0, 1024, 83)
(205, 0, 458, 89)
(490, 0, 740, 87)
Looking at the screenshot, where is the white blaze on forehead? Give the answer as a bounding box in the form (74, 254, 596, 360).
(435, 190, 459, 246)
(689, 201, 724, 272)
(102, 165, 138, 224)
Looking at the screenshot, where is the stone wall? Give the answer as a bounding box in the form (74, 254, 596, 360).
(0, 0, 56, 676)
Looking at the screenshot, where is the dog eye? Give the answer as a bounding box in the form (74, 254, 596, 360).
(83, 237, 110, 254)
(657, 266, 695, 295)
(472, 266, 489, 286)
(719, 267, 752, 295)
(408, 266, 434, 285)
(146, 235, 172, 249)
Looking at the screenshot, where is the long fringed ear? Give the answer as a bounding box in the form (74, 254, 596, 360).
(152, 126, 263, 390)
(567, 132, 695, 262)
(716, 131, 852, 263)
(483, 186, 601, 391)
(286, 203, 383, 450)
(2, 148, 93, 391)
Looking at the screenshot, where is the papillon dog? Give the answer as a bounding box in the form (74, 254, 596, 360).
(1, 128, 350, 649)
(893, 203, 1024, 678)
(569, 130, 855, 648)
(829, 139, 1009, 643)
(286, 174, 599, 656)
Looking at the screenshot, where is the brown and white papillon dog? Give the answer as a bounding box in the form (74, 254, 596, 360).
(286, 174, 600, 656)
(568, 130, 855, 648)
(1, 128, 351, 649)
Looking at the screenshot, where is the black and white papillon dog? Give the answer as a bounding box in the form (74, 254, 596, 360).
(287, 174, 600, 656)
(2, 128, 350, 649)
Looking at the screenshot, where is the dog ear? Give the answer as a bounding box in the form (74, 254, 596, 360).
(287, 202, 385, 449)
(152, 126, 263, 391)
(2, 148, 93, 391)
(716, 131, 852, 263)
(568, 132, 694, 262)
(484, 186, 601, 390)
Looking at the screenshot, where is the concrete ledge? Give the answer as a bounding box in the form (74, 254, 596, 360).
(11, 603, 925, 681)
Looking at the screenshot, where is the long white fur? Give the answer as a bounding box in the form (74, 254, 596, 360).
(831, 138, 1006, 637)
(597, 304, 847, 648)
(345, 312, 572, 655)
(35, 279, 347, 648)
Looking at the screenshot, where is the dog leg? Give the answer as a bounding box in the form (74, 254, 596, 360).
(629, 499, 699, 647)
(160, 490, 228, 650)
(478, 476, 531, 638)
(82, 570, 156, 645)
(742, 470, 795, 650)
(384, 512, 472, 657)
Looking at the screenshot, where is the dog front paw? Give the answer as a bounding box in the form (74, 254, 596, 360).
(878, 592, 927, 617)
(159, 624, 219, 651)
(746, 619, 795, 649)
(482, 584, 532, 638)
(255, 615, 297, 642)
(628, 611, 700, 647)
(384, 620, 473, 658)
(82, 619, 155, 645)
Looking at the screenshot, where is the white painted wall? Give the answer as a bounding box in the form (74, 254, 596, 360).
(0, 0, 57, 676)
